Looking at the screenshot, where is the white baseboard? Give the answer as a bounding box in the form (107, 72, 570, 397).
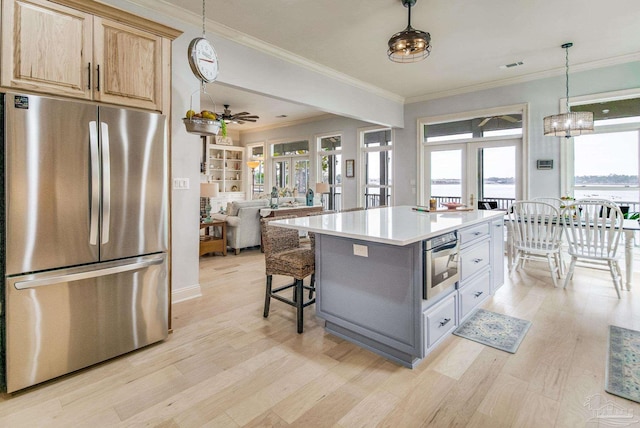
(172, 283, 202, 303)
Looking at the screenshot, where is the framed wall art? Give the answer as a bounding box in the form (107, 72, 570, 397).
(346, 159, 354, 178)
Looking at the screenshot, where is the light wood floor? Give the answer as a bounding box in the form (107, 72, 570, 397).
(2, 248, 640, 427)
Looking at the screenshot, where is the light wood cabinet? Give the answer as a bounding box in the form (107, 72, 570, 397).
(93, 17, 162, 110)
(1, 0, 180, 111)
(1, 0, 93, 99)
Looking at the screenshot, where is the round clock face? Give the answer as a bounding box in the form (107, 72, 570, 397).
(188, 37, 219, 83)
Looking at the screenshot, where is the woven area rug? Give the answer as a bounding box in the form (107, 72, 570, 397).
(453, 309, 531, 353)
(606, 325, 640, 403)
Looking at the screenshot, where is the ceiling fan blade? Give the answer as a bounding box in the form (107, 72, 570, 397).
(236, 115, 259, 120)
(232, 112, 250, 116)
(501, 115, 521, 123)
(478, 117, 491, 127)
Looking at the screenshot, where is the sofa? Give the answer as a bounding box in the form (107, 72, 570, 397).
(211, 197, 322, 254)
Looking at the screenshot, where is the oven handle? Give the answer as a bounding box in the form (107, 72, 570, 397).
(431, 241, 458, 254)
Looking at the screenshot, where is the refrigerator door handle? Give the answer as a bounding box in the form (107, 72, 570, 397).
(89, 121, 100, 246)
(13, 257, 165, 290)
(101, 121, 111, 245)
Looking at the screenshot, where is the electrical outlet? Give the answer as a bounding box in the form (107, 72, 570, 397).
(353, 244, 368, 257)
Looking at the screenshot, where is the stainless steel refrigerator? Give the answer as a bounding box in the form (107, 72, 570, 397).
(1, 92, 169, 393)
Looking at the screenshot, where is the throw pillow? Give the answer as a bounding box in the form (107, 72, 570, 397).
(226, 202, 236, 216)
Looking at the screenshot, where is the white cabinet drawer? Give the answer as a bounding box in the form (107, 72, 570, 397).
(460, 238, 490, 282)
(459, 269, 491, 321)
(459, 222, 490, 247)
(423, 293, 457, 350)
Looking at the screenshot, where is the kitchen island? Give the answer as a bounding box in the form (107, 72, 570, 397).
(273, 206, 505, 367)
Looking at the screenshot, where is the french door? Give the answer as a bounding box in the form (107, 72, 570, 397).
(272, 156, 310, 194)
(423, 138, 521, 209)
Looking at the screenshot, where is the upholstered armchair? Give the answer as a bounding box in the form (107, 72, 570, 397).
(211, 199, 269, 254)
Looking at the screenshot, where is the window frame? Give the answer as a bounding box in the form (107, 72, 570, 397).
(245, 142, 265, 199)
(560, 88, 640, 199)
(417, 103, 528, 207)
(269, 137, 312, 194)
(358, 125, 394, 208)
(316, 132, 342, 210)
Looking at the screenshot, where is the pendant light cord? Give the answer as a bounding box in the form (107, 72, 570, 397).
(565, 45, 570, 113)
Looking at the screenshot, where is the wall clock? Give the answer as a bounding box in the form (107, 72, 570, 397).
(188, 37, 219, 83)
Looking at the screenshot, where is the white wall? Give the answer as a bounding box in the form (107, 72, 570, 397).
(396, 61, 640, 206)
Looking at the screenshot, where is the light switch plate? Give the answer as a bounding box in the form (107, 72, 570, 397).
(173, 178, 190, 189)
(353, 244, 368, 257)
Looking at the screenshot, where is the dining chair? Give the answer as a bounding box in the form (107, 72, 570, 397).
(561, 199, 624, 298)
(532, 197, 563, 211)
(507, 200, 563, 286)
(261, 216, 316, 333)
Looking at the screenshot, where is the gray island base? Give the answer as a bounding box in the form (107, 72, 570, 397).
(273, 206, 505, 367)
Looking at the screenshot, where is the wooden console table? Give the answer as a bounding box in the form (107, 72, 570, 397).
(200, 220, 227, 256)
(260, 205, 324, 218)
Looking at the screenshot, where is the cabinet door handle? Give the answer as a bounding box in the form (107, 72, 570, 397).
(88, 62, 91, 89)
(96, 64, 100, 91)
(473, 258, 483, 263)
(439, 318, 451, 327)
(474, 291, 484, 298)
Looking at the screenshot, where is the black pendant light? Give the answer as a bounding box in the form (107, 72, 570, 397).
(543, 43, 594, 138)
(387, 0, 431, 63)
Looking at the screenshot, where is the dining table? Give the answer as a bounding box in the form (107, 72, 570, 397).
(505, 217, 640, 290)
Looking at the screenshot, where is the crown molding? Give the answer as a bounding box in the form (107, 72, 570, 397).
(406, 52, 640, 105)
(122, 0, 405, 104)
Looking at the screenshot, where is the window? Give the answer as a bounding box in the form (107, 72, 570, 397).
(424, 141, 519, 210)
(425, 114, 522, 143)
(360, 128, 392, 208)
(247, 144, 264, 198)
(317, 134, 342, 210)
(564, 92, 640, 210)
(271, 139, 310, 194)
(419, 105, 526, 209)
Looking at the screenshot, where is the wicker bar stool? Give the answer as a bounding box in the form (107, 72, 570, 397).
(261, 217, 315, 333)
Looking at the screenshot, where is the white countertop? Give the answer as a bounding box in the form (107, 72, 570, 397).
(272, 205, 506, 246)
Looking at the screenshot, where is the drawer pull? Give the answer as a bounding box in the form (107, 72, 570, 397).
(472, 231, 482, 236)
(474, 291, 484, 298)
(439, 318, 451, 327)
(473, 258, 483, 264)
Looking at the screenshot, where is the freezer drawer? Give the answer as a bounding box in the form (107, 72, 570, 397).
(5, 254, 168, 393)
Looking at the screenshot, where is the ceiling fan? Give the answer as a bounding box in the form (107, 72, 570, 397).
(218, 104, 259, 124)
(477, 115, 521, 127)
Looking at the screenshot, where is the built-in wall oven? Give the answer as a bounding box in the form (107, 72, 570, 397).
(423, 232, 459, 299)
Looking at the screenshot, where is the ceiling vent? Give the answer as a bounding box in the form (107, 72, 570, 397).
(500, 61, 524, 69)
